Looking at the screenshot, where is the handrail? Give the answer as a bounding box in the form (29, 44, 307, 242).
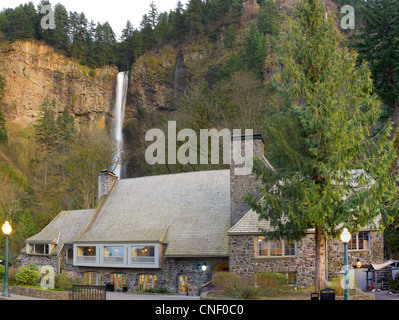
(201, 280, 212, 288)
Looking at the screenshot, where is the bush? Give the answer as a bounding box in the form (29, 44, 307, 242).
(0, 265, 4, 283)
(256, 272, 288, 293)
(389, 277, 399, 291)
(15, 266, 41, 286)
(55, 274, 85, 291)
(141, 287, 170, 294)
(212, 272, 241, 291)
(228, 283, 262, 300)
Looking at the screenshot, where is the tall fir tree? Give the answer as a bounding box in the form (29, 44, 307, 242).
(246, 0, 399, 291)
(354, 0, 399, 135)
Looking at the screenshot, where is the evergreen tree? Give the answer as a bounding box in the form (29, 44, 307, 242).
(56, 106, 76, 146)
(34, 102, 59, 153)
(246, 0, 399, 291)
(257, 0, 280, 37)
(354, 0, 399, 135)
(245, 24, 268, 78)
(187, 0, 206, 36)
(172, 1, 188, 42)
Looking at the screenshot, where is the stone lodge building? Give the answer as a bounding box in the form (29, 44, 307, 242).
(17, 134, 384, 295)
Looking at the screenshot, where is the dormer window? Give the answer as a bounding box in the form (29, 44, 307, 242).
(28, 244, 50, 255)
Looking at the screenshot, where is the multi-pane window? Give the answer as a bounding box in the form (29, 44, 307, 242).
(139, 274, 158, 290)
(256, 237, 297, 257)
(348, 232, 370, 251)
(29, 244, 50, 255)
(277, 272, 298, 285)
(84, 272, 101, 286)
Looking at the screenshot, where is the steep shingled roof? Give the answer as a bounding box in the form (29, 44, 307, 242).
(25, 209, 96, 255)
(75, 170, 231, 257)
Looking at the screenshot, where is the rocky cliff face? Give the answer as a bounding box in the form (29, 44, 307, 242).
(0, 40, 119, 127)
(125, 41, 211, 122)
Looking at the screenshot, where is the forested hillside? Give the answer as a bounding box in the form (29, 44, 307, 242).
(0, 0, 398, 259)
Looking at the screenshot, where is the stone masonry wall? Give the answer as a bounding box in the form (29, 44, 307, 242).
(327, 231, 384, 279)
(229, 233, 316, 287)
(229, 231, 384, 287)
(57, 243, 227, 296)
(230, 137, 265, 226)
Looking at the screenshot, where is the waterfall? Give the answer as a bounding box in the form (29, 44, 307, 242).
(174, 56, 184, 92)
(113, 71, 129, 179)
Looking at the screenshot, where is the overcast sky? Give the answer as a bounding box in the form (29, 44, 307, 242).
(0, 0, 188, 38)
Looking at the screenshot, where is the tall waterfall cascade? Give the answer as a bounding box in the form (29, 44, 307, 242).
(113, 71, 129, 179)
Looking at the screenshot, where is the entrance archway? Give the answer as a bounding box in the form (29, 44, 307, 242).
(212, 263, 229, 274)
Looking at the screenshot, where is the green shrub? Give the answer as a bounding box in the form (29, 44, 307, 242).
(55, 274, 85, 291)
(256, 272, 288, 291)
(227, 283, 262, 300)
(15, 266, 41, 286)
(0, 265, 4, 283)
(212, 272, 241, 291)
(141, 287, 170, 294)
(389, 277, 399, 291)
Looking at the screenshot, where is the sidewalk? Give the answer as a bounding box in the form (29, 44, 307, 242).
(0, 293, 48, 300)
(0, 291, 200, 300)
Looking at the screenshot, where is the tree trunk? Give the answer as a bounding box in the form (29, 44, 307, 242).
(315, 225, 327, 291)
(390, 63, 398, 140)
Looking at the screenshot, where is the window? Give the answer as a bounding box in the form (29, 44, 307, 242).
(111, 273, 127, 291)
(131, 246, 155, 264)
(103, 246, 124, 264)
(256, 237, 297, 257)
(277, 272, 298, 285)
(139, 274, 158, 290)
(67, 248, 73, 263)
(84, 272, 101, 286)
(29, 244, 50, 255)
(348, 232, 370, 251)
(179, 275, 188, 294)
(77, 246, 97, 262)
(73, 243, 159, 268)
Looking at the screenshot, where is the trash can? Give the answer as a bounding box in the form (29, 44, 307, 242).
(311, 292, 319, 300)
(320, 288, 335, 300)
(105, 283, 114, 292)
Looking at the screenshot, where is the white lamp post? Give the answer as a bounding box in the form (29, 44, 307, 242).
(340, 228, 351, 301)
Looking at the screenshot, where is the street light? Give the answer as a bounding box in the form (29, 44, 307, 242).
(340, 227, 351, 301)
(2, 221, 12, 297)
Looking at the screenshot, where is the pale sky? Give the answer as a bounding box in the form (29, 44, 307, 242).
(0, 0, 188, 38)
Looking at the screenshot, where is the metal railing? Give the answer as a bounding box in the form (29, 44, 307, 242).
(72, 285, 106, 300)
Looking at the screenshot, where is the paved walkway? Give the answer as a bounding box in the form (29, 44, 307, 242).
(106, 292, 200, 300)
(0, 291, 200, 300)
(373, 290, 399, 300)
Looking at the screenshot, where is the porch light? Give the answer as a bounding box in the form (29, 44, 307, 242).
(356, 260, 362, 268)
(340, 228, 351, 244)
(201, 264, 208, 272)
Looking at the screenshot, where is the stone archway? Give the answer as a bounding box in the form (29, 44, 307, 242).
(212, 263, 229, 274)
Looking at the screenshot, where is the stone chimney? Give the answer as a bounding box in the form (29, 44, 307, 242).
(230, 134, 267, 227)
(98, 170, 118, 204)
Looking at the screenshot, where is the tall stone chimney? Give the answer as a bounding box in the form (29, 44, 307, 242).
(230, 134, 269, 227)
(98, 170, 118, 204)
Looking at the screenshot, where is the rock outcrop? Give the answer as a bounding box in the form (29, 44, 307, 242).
(0, 40, 119, 127)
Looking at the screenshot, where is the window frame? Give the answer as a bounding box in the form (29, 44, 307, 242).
(255, 237, 297, 258)
(73, 243, 159, 268)
(139, 274, 158, 290)
(27, 243, 50, 255)
(84, 272, 101, 286)
(348, 232, 370, 251)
